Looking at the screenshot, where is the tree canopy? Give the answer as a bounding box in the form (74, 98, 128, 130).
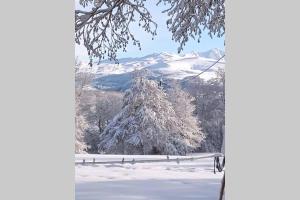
(98, 77, 204, 155)
(75, 0, 225, 62)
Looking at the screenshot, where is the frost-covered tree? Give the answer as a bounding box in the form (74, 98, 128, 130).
(75, 0, 224, 61)
(75, 109, 88, 153)
(75, 0, 157, 62)
(167, 81, 204, 147)
(75, 86, 89, 153)
(94, 92, 123, 134)
(183, 68, 225, 152)
(98, 77, 203, 155)
(158, 0, 225, 53)
(79, 90, 123, 153)
(75, 60, 94, 153)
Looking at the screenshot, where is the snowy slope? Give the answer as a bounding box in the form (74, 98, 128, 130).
(75, 154, 224, 200)
(77, 48, 225, 90)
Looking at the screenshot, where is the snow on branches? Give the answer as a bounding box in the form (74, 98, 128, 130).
(183, 68, 225, 152)
(75, 0, 157, 63)
(158, 0, 225, 53)
(75, 112, 88, 153)
(167, 81, 205, 148)
(98, 77, 204, 155)
(75, 0, 225, 61)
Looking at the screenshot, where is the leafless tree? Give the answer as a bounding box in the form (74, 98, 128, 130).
(75, 59, 94, 153)
(77, 90, 123, 153)
(183, 68, 225, 153)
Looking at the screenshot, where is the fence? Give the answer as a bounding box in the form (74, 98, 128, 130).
(75, 153, 225, 173)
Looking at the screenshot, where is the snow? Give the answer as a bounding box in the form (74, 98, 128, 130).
(77, 49, 225, 91)
(97, 78, 203, 155)
(75, 154, 224, 200)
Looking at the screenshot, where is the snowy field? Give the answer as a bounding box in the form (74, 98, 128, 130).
(75, 154, 224, 200)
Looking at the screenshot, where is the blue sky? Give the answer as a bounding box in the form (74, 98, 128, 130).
(75, 1, 225, 61)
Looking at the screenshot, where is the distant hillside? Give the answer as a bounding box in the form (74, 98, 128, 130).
(77, 48, 225, 91)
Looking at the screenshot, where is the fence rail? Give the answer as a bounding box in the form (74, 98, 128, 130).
(75, 153, 224, 166)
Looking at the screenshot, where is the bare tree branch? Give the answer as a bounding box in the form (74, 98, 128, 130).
(75, 0, 157, 63)
(75, 0, 225, 61)
(158, 0, 225, 53)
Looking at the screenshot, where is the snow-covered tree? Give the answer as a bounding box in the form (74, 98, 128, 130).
(79, 90, 123, 153)
(98, 77, 203, 155)
(167, 81, 204, 148)
(75, 60, 93, 153)
(75, 108, 88, 153)
(158, 0, 225, 53)
(76, 0, 157, 62)
(94, 92, 123, 134)
(183, 68, 225, 152)
(75, 0, 224, 61)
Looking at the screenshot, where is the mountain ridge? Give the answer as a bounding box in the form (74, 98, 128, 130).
(77, 48, 225, 91)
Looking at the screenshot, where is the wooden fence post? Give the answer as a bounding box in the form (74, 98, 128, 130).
(214, 157, 216, 174)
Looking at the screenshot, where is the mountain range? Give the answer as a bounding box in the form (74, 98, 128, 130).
(77, 48, 225, 91)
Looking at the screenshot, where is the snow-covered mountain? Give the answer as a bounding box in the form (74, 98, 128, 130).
(77, 48, 225, 91)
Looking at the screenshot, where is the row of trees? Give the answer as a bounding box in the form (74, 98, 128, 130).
(75, 68, 225, 155)
(183, 68, 225, 152)
(75, 59, 123, 153)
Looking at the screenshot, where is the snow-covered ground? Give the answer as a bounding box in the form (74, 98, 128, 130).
(75, 154, 224, 200)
